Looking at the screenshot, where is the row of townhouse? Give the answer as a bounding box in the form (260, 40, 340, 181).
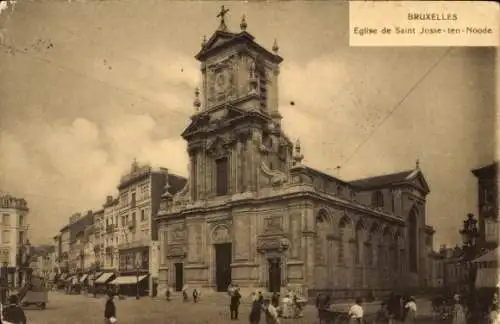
(52, 160, 186, 296)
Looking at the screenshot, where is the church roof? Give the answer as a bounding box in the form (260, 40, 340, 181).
(349, 167, 431, 195)
(349, 170, 415, 189)
(471, 161, 497, 177)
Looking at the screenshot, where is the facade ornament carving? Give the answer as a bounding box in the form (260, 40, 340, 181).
(272, 39, 279, 54)
(293, 138, 304, 166)
(166, 245, 186, 258)
(193, 87, 201, 112)
(240, 15, 247, 31)
(211, 224, 231, 243)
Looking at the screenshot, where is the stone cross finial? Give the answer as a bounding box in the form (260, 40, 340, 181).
(217, 5, 230, 31)
(416, 159, 420, 169)
(201, 35, 207, 47)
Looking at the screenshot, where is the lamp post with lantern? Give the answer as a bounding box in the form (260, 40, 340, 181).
(459, 213, 480, 294)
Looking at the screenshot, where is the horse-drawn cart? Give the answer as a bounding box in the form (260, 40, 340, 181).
(20, 276, 48, 309)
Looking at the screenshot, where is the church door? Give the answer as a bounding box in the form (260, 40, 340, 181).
(268, 258, 281, 293)
(215, 243, 232, 292)
(174, 263, 183, 292)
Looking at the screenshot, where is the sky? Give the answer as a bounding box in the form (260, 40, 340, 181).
(0, 0, 496, 247)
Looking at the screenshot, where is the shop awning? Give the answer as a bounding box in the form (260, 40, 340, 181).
(473, 247, 500, 263)
(95, 272, 114, 284)
(79, 274, 88, 282)
(109, 275, 148, 285)
(475, 268, 500, 288)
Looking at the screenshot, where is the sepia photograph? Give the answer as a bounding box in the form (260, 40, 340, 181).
(0, 1, 497, 323)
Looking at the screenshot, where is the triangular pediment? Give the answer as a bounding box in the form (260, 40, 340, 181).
(181, 114, 209, 138)
(195, 30, 243, 60)
(405, 170, 431, 195)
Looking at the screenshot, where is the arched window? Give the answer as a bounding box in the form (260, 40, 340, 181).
(409, 209, 418, 273)
(366, 223, 378, 266)
(338, 217, 351, 264)
(371, 191, 384, 208)
(354, 221, 364, 265)
(315, 210, 330, 265)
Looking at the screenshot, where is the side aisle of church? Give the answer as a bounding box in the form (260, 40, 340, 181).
(156, 8, 435, 299)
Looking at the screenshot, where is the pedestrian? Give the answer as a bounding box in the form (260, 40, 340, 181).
(104, 291, 117, 324)
(452, 298, 466, 324)
(193, 288, 199, 303)
(166, 286, 171, 302)
(271, 292, 280, 308)
(249, 296, 262, 324)
(316, 292, 330, 324)
(403, 296, 417, 323)
(230, 287, 242, 320)
(1, 294, 27, 324)
(263, 298, 280, 324)
(348, 298, 364, 324)
(375, 302, 390, 324)
(490, 304, 500, 324)
(182, 285, 188, 302)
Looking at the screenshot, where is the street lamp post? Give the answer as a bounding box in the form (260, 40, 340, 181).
(135, 260, 140, 300)
(459, 213, 480, 294)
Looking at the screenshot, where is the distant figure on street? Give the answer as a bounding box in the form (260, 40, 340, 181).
(249, 296, 262, 324)
(375, 302, 390, 324)
(348, 298, 364, 324)
(315, 292, 330, 324)
(165, 286, 171, 301)
(403, 296, 417, 323)
(230, 287, 242, 320)
(263, 298, 279, 324)
(452, 298, 466, 324)
(104, 291, 117, 324)
(193, 288, 199, 303)
(2, 294, 27, 324)
(182, 285, 189, 302)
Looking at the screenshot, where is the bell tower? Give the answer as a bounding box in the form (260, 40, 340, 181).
(181, 6, 292, 202)
(194, 6, 283, 121)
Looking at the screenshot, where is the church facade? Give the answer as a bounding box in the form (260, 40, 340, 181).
(156, 9, 435, 299)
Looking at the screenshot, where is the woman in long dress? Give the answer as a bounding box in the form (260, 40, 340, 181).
(452, 300, 466, 324)
(281, 294, 292, 318)
(264, 299, 280, 324)
(403, 297, 417, 323)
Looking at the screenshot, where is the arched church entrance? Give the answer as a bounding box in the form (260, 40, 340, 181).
(212, 224, 232, 292)
(268, 257, 281, 293)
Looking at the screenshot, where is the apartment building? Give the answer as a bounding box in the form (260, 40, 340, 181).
(114, 160, 186, 296)
(102, 196, 119, 270)
(0, 193, 29, 285)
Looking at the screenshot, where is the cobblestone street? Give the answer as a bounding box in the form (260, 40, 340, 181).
(21, 292, 448, 324)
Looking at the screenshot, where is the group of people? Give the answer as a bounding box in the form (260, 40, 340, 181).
(316, 292, 420, 324)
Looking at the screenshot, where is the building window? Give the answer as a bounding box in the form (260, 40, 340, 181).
(141, 210, 146, 222)
(2, 231, 9, 244)
(19, 215, 24, 226)
(2, 214, 10, 226)
(216, 157, 229, 196)
(371, 191, 384, 208)
(131, 192, 136, 208)
(19, 231, 24, 245)
(391, 190, 396, 212)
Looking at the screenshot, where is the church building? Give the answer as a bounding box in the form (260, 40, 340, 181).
(156, 8, 435, 299)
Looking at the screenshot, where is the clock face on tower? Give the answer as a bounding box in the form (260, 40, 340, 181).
(214, 70, 230, 93)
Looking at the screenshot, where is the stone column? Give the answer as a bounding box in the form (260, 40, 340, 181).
(246, 136, 255, 191)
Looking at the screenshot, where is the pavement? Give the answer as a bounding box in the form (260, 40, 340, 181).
(22, 291, 444, 324)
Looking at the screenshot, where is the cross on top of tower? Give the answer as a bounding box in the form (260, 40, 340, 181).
(217, 5, 230, 31)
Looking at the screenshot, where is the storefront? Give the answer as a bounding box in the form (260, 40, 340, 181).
(114, 246, 149, 297)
